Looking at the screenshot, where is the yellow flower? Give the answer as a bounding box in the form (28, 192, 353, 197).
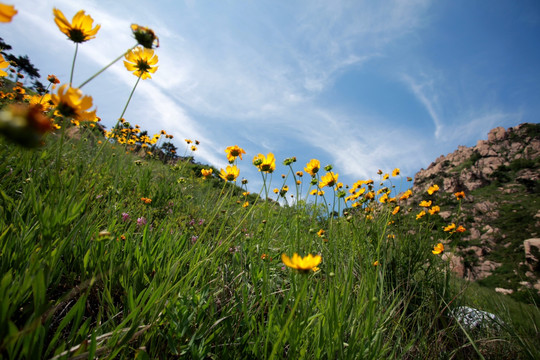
(443, 223, 456, 232)
(456, 225, 466, 233)
(399, 189, 412, 201)
(392, 206, 400, 215)
(219, 165, 239, 181)
(131, 23, 159, 49)
(0, 54, 9, 77)
(191, 145, 197, 151)
(416, 210, 426, 220)
(201, 168, 213, 179)
(296, 171, 303, 177)
(432, 243, 444, 255)
(281, 253, 321, 272)
(0, 3, 17, 23)
(225, 145, 246, 162)
(427, 184, 440, 195)
(373, 260, 380, 266)
(382, 173, 389, 180)
(51, 84, 96, 121)
(454, 191, 465, 200)
(273, 188, 279, 194)
(304, 159, 321, 176)
(392, 168, 400, 177)
(242, 201, 249, 208)
(317, 229, 325, 237)
(0, 103, 53, 147)
(53, 8, 100, 43)
(419, 200, 432, 208)
(47, 74, 60, 84)
(123, 46, 158, 80)
(310, 189, 317, 196)
(319, 171, 338, 188)
(428, 205, 440, 215)
(253, 153, 276, 173)
(279, 185, 289, 197)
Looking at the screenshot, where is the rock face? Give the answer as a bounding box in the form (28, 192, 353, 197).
(411, 123, 540, 296)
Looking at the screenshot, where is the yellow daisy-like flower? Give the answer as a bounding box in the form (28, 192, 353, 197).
(392, 168, 400, 177)
(428, 205, 440, 215)
(319, 171, 338, 188)
(0, 3, 17, 23)
(399, 189, 412, 201)
(416, 210, 426, 220)
(304, 159, 320, 177)
(51, 84, 96, 121)
(219, 165, 239, 182)
(382, 173, 389, 180)
(225, 145, 246, 162)
(242, 201, 249, 208)
(281, 253, 321, 272)
(427, 184, 440, 195)
(456, 225, 466, 233)
(253, 153, 276, 173)
(443, 223, 456, 232)
(53, 8, 100, 43)
(454, 191, 465, 200)
(432, 243, 444, 255)
(131, 23, 159, 49)
(317, 229, 325, 237)
(419, 200, 432, 208)
(392, 206, 400, 215)
(201, 168, 213, 179)
(123, 46, 158, 80)
(0, 54, 9, 77)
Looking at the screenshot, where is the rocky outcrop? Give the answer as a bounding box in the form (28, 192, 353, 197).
(411, 123, 540, 296)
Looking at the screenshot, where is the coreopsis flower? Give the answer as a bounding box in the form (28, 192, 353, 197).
(454, 191, 465, 200)
(131, 23, 159, 49)
(51, 84, 96, 121)
(428, 205, 440, 215)
(432, 243, 444, 255)
(456, 225, 466, 233)
(373, 260, 380, 266)
(273, 188, 279, 194)
(310, 189, 317, 196)
(382, 173, 389, 180)
(201, 168, 213, 179)
(53, 8, 100, 43)
(399, 189, 412, 201)
(304, 159, 321, 176)
(392, 206, 400, 215)
(296, 171, 303, 177)
(219, 165, 239, 181)
(319, 171, 338, 188)
(416, 210, 426, 220)
(281, 253, 321, 272)
(317, 229, 325, 237)
(140, 197, 152, 204)
(279, 185, 289, 197)
(191, 145, 197, 151)
(0, 103, 52, 147)
(0, 3, 17, 22)
(0, 54, 9, 77)
(379, 193, 389, 204)
(392, 168, 400, 177)
(225, 145, 246, 162)
(253, 153, 276, 173)
(419, 200, 432, 208)
(242, 201, 249, 208)
(427, 184, 440, 195)
(123, 46, 158, 79)
(443, 223, 456, 232)
(47, 74, 60, 84)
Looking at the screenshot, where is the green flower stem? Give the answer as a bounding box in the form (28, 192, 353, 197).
(78, 44, 138, 89)
(115, 74, 142, 130)
(69, 43, 79, 86)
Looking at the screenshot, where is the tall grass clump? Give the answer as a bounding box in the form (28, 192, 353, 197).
(1, 4, 539, 359)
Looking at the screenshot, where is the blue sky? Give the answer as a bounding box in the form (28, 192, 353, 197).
(4, 0, 540, 196)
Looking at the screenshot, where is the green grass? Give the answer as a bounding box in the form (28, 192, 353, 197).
(0, 127, 538, 359)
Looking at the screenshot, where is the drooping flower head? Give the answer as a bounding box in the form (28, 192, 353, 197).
(53, 8, 100, 43)
(219, 165, 239, 181)
(123, 46, 158, 80)
(281, 253, 321, 272)
(319, 171, 338, 188)
(0, 4, 17, 23)
(304, 159, 320, 177)
(131, 24, 159, 49)
(51, 84, 96, 121)
(253, 153, 276, 173)
(225, 145, 246, 162)
(47, 74, 60, 84)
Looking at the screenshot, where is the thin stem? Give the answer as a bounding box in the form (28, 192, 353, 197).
(78, 44, 138, 89)
(115, 75, 142, 130)
(69, 44, 79, 86)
